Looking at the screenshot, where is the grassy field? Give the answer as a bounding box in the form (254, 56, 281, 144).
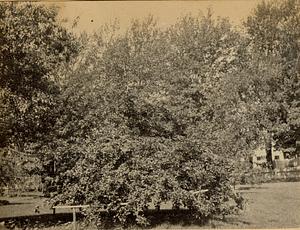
(0, 182, 300, 229)
(204, 181, 300, 229)
(0, 193, 72, 219)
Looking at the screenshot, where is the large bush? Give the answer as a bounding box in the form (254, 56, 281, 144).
(42, 14, 247, 227)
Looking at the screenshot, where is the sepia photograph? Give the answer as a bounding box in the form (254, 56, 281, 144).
(0, 0, 300, 229)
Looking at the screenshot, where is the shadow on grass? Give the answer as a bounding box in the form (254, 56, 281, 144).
(0, 200, 10, 206)
(1, 213, 80, 229)
(95, 210, 254, 229)
(3, 202, 34, 206)
(1, 210, 209, 229)
(0, 200, 37, 206)
(1, 210, 252, 229)
(75, 209, 210, 229)
(236, 186, 268, 191)
(209, 216, 252, 228)
(145, 209, 208, 228)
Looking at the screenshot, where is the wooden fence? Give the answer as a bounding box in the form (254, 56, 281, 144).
(245, 168, 300, 183)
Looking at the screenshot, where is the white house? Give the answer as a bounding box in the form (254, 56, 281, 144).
(251, 146, 285, 168)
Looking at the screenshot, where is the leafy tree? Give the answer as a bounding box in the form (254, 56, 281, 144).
(242, 0, 300, 161)
(0, 2, 79, 188)
(0, 148, 14, 194)
(0, 2, 79, 149)
(45, 14, 246, 227)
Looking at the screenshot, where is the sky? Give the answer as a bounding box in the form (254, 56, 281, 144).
(49, 1, 262, 34)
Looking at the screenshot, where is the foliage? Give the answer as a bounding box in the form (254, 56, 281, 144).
(0, 2, 79, 148)
(3, 1, 299, 227)
(243, 0, 300, 158)
(0, 2, 79, 190)
(0, 149, 14, 194)
(43, 14, 246, 227)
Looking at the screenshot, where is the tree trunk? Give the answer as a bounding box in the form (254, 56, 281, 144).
(265, 132, 273, 169)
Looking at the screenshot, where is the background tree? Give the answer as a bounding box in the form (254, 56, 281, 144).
(0, 2, 79, 189)
(242, 0, 300, 162)
(0, 2, 79, 148)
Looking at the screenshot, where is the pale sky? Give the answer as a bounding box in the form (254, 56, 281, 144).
(49, 1, 262, 34)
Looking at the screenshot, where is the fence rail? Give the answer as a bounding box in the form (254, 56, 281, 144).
(243, 169, 300, 182)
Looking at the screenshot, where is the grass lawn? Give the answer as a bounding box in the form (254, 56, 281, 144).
(0, 182, 300, 229)
(225, 181, 300, 229)
(0, 193, 72, 219)
(197, 181, 300, 229)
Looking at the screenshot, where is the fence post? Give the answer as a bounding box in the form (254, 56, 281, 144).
(73, 208, 77, 230)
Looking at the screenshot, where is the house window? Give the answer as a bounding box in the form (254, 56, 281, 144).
(274, 155, 280, 160)
(257, 156, 262, 161)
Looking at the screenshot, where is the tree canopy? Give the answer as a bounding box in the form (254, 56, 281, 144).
(0, 2, 79, 190)
(0, 2, 79, 148)
(1, 0, 299, 227)
(41, 13, 247, 226)
(243, 0, 300, 158)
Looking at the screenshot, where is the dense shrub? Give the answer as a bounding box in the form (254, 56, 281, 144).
(3, 1, 299, 227)
(42, 14, 247, 227)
